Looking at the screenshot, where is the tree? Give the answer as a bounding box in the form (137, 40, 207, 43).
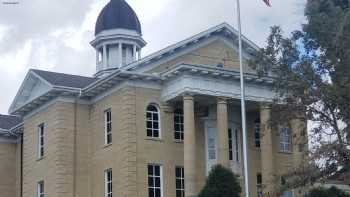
(198, 165, 241, 197)
(308, 187, 350, 197)
(249, 0, 350, 189)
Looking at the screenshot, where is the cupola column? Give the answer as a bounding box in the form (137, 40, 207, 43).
(103, 45, 107, 69)
(118, 42, 123, 68)
(133, 45, 137, 61)
(138, 48, 141, 60)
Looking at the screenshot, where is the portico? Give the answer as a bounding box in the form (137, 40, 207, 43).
(161, 63, 277, 197)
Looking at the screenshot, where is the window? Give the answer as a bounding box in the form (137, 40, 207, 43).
(254, 118, 261, 148)
(37, 181, 44, 197)
(175, 167, 185, 197)
(228, 129, 233, 160)
(257, 173, 262, 197)
(148, 164, 162, 197)
(228, 128, 239, 162)
(105, 169, 112, 197)
(174, 109, 184, 141)
(38, 123, 44, 158)
(280, 127, 291, 152)
(282, 191, 293, 197)
(146, 105, 160, 138)
(105, 109, 112, 145)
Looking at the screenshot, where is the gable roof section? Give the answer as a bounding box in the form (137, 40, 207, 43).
(122, 22, 259, 73)
(0, 114, 22, 131)
(32, 69, 97, 89)
(9, 69, 97, 115)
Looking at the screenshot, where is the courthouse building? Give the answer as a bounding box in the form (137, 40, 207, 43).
(0, 0, 308, 197)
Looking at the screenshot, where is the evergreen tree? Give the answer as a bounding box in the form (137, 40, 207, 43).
(198, 165, 241, 197)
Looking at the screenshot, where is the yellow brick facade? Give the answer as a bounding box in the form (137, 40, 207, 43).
(0, 39, 307, 197)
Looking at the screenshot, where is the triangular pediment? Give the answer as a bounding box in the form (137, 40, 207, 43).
(9, 70, 52, 114)
(125, 23, 258, 74)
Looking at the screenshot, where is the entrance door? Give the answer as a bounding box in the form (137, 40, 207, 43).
(228, 125, 241, 174)
(205, 127, 217, 175)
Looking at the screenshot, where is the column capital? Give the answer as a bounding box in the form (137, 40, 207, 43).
(183, 94, 194, 101)
(260, 102, 272, 110)
(217, 97, 230, 104)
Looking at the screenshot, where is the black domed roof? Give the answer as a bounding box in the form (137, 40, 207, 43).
(95, 0, 142, 35)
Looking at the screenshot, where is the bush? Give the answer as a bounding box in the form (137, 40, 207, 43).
(198, 165, 241, 197)
(308, 186, 350, 197)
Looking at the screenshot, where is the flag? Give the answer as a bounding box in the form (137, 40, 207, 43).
(263, 0, 271, 6)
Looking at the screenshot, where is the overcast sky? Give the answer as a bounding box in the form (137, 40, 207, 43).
(0, 0, 306, 114)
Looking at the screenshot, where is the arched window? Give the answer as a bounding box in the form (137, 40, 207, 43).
(174, 109, 184, 141)
(280, 127, 291, 152)
(146, 104, 160, 138)
(254, 118, 261, 148)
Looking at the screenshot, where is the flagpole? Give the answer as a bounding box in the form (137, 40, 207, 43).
(235, 0, 250, 196)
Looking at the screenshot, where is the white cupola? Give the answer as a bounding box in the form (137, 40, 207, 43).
(91, 0, 146, 78)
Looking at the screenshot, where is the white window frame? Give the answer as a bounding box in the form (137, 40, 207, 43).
(174, 109, 184, 141)
(104, 168, 112, 197)
(37, 181, 44, 197)
(146, 104, 161, 138)
(175, 166, 185, 197)
(280, 127, 291, 152)
(148, 164, 163, 197)
(104, 109, 112, 145)
(37, 123, 45, 159)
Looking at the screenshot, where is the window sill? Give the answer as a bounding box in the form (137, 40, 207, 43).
(145, 137, 163, 142)
(104, 143, 112, 149)
(278, 151, 293, 154)
(174, 140, 184, 144)
(36, 156, 45, 162)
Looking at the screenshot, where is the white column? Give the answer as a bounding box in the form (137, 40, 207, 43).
(133, 45, 137, 61)
(217, 97, 230, 168)
(103, 45, 107, 70)
(138, 48, 141, 60)
(183, 95, 197, 197)
(118, 42, 123, 67)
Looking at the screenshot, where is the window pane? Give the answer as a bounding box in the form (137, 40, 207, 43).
(153, 122, 159, 129)
(175, 168, 181, 177)
(155, 177, 161, 187)
(148, 177, 154, 187)
(154, 166, 160, 176)
(149, 188, 154, 197)
(176, 190, 182, 197)
(153, 113, 158, 120)
(148, 165, 153, 175)
(155, 189, 161, 197)
(176, 179, 181, 188)
(175, 132, 180, 140)
(147, 129, 153, 137)
(153, 130, 159, 138)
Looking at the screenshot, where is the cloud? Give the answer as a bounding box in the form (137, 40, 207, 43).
(0, 0, 306, 114)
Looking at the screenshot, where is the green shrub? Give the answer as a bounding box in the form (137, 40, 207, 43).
(198, 165, 241, 197)
(308, 186, 350, 197)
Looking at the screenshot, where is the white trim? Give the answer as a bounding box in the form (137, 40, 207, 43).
(146, 104, 161, 139)
(104, 168, 112, 197)
(37, 123, 44, 159)
(37, 181, 44, 197)
(147, 164, 163, 197)
(104, 109, 112, 145)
